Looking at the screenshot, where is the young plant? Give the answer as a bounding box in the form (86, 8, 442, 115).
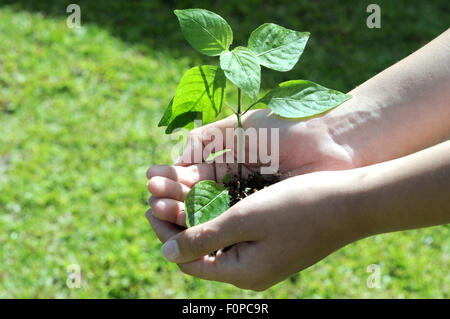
(158, 8, 351, 227)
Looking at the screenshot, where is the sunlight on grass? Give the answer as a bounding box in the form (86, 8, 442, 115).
(0, 6, 448, 298)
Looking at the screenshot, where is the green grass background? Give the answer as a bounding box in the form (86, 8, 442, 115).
(0, 0, 448, 298)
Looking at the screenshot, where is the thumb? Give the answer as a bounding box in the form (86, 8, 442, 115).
(160, 207, 257, 263)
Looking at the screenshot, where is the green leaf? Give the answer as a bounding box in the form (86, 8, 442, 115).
(260, 80, 351, 118)
(220, 173, 232, 184)
(220, 47, 261, 100)
(165, 111, 201, 134)
(174, 9, 233, 56)
(185, 180, 230, 227)
(158, 98, 173, 127)
(206, 149, 231, 162)
(248, 23, 309, 72)
(159, 65, 226, 133)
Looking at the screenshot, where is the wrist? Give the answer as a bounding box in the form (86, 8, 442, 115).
(332, 170, 374, 243)
(292, 170, 370, 248)
(341, 142, 450, 238)
(311, 169, 381, 246)
(337, 163, 402, 240)
(319, 94, 383, 169)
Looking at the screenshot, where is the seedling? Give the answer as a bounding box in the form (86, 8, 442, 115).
(158, 8, 351, 227)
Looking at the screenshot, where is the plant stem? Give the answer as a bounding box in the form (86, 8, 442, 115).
(226, 102, 238, 115)
(241, 98, 261, 116)
(237, 88, 242, 181)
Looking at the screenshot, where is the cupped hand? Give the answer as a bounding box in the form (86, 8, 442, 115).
(147, 108, 358, 227)
(145, 108, 361, 290)
(175, 108, 357, 177)
(146, 170, 362, 291)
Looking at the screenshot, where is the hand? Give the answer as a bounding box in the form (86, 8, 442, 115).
(147, 170, 361, 291)
(148, 29, 450, 230)
(175, 108, 358, 177)
(147, 141, 450, 291)
(146, 108, 360, 227)
(145, 29, 450, 290)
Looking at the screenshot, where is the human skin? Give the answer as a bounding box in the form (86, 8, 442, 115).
(172, 28, 450, 176)
(147, 141, 450, 291)
(146, 29, 450, 289)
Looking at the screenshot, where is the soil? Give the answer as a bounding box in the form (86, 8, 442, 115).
(224, 172, 282, 206)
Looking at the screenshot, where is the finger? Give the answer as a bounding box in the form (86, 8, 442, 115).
(147, 165, 178, 180)
(147, 162, 255, 187)
(147, 176, 190, 201)
(206, 114, 237, 135)
(177, 242, 259, 289)
(160, 207, 260, 263)
(150, 197, 187, 227)
(145, 209, 185, 242)
(148, 195, 157, 207)
(146, 164, 216, 187)
(175, 128, 204, 166)
(175, 115, 236, 166)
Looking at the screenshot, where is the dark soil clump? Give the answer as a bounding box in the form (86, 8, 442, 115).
(224, 172, 282, 206)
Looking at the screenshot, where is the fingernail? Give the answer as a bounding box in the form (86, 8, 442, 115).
(162, 240, 179, 261)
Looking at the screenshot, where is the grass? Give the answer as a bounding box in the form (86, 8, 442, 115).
(0, 2, 448, 298)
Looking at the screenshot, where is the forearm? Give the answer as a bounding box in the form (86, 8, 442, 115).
(347, 141, 450, 239)
(322, 29, 450, 167)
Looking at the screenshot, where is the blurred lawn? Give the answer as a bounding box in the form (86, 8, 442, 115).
(0, 1, 449, 298)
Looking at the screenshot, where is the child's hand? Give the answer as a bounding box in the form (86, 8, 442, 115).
(146, 108, 360, 227)
(147, 141, 450, 291)
(147, 170, 360, 291)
